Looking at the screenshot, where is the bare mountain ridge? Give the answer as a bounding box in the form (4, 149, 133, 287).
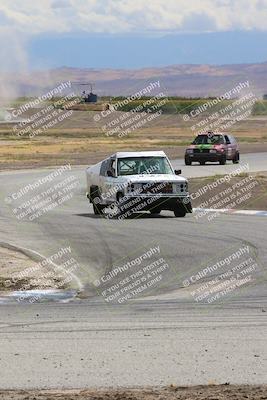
(4, 62, 267, 98)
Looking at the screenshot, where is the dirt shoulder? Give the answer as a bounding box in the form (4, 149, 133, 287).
(0, 245, 69, 293)
(1, 110, 267, 170)
(189, 172, 267, 211)
(0, 385, 266, 400)
(0, 142, 266, 171)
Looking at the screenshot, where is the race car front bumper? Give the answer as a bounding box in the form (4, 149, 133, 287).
(120, 194, 192, 213)
(185, 151, 225, 162)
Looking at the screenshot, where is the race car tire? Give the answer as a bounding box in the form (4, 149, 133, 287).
(219, 155, 226, 165)
(91, 186, 104, 215)
(233, 152, 240, 164)
(185, 157, 192, 166)
(173, 207, 186, 217)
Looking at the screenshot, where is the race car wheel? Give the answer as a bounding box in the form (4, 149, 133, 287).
(200, 161, 205, 165)
(91, 187, 104, 215)
(185, 157, 192, 166)
(173, 207, 186, 217)
(114, 192, 129, 219)
(219, 155, 226, 165)
(93, 199, 104, 215)
(233, 152, 240, 164)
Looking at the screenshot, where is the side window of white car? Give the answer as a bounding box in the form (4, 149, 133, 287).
(100, 160, 109, 176)
(110, 159, 116, 176)
(107, 158, 116, 177)
(102, 158, 116, 177)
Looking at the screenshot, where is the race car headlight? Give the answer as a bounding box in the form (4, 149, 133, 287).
(186, 149, 194, 154)
(214, 145, 225, 152)
(127, 183, 142, 193)
(174, 182, 188, 193)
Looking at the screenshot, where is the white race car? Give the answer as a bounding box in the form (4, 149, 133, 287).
(86, 151, 192, 218)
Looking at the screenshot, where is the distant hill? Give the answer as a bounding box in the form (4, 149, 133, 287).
(3, 62, 267, 98)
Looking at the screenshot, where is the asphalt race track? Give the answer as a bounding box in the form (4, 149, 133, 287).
(0, 152, 266, 389)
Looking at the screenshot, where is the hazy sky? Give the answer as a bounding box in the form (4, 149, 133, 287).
(0, 0, 267, 69)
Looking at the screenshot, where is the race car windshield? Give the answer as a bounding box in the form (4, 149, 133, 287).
(192, 135, 224, 145)
(117, 157, 173, 176)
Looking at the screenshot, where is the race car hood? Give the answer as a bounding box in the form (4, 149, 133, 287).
(117, 174, 187, 183)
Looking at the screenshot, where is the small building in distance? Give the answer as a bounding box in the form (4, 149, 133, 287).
(263, 94, 267, 100)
